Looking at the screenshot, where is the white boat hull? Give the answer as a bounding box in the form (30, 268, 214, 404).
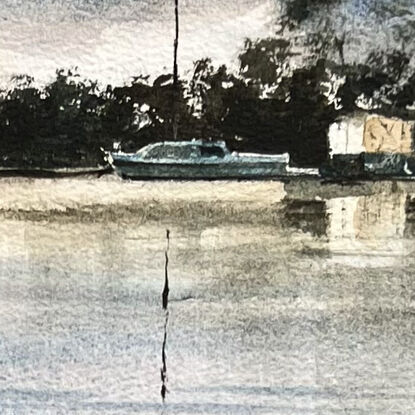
(110, 157, 288, 180)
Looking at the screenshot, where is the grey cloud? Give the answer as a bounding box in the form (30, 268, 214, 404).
(0, 0, 266, 22)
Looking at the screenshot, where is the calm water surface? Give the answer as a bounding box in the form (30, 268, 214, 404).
(0, 178, 414, 414)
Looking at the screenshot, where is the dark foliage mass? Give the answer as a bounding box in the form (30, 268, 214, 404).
(0, 71, 108, 168)
(0, 25, 414, 169)
(283, 0, 341, 25)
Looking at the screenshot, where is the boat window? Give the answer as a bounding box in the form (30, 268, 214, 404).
(200, 146, 225, 158)
(144, 144, 200, 159)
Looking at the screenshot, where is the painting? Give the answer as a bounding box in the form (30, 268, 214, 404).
(0, 1, 414, 414)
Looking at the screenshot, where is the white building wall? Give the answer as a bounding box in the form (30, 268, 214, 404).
(328, 115, 366, 156)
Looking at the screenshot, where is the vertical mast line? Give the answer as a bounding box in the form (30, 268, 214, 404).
(173, 0, 179, 88)
(172, 0, 179, 140)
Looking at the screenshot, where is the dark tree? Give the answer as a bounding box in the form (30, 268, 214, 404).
(234, 37, 337, 166)
(287, 60, 336, 166)
(0, 70, 108, 168)
(336, 49, 413, 118)
(0, 75, 43, 167)
(102, 74, 195, 152)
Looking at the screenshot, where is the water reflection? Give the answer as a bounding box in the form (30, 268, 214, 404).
(404, 195, 415, 238)
(326, 192, 409, 267)
(280, 189, 413, 267)
(280, 200, 328, 237)
(0, 179, 414, 413)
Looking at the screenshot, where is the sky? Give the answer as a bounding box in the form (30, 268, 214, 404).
(0, 0, 413, 88)
(0, 0, 277, 87)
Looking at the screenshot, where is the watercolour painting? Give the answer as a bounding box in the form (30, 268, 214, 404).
(1, 0, 415, 414)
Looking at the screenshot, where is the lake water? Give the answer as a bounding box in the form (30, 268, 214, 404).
(0, 177, 414, 414)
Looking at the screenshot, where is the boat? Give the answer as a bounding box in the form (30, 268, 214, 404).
(105, 140, 290, 179)
(319, 152, 415, 180)
(319, 154, 367, 180)
(103, 0, 293, 180)
(104, 1, 290, 180)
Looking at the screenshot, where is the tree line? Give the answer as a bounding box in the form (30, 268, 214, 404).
(0, 5, 414, 168)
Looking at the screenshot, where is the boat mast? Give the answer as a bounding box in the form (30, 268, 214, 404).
(172, 0, 179, 140)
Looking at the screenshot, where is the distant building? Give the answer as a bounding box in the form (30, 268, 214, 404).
(363, 115, 414, 154)
(328, 112, 415, 156)
(328, 112, 366, 156)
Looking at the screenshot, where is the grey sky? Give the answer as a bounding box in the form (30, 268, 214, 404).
(0, 0, 276, 86)
(0, 0, 267, 22)
(0, 0, 413, 87)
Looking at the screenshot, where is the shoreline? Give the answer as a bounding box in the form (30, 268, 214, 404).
(2, 166, 415, 184)
(0, 176, 414, 222)
(0, 166, 112, 178)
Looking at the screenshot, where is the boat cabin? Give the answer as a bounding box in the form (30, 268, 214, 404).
(138, 140, 230, 160)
